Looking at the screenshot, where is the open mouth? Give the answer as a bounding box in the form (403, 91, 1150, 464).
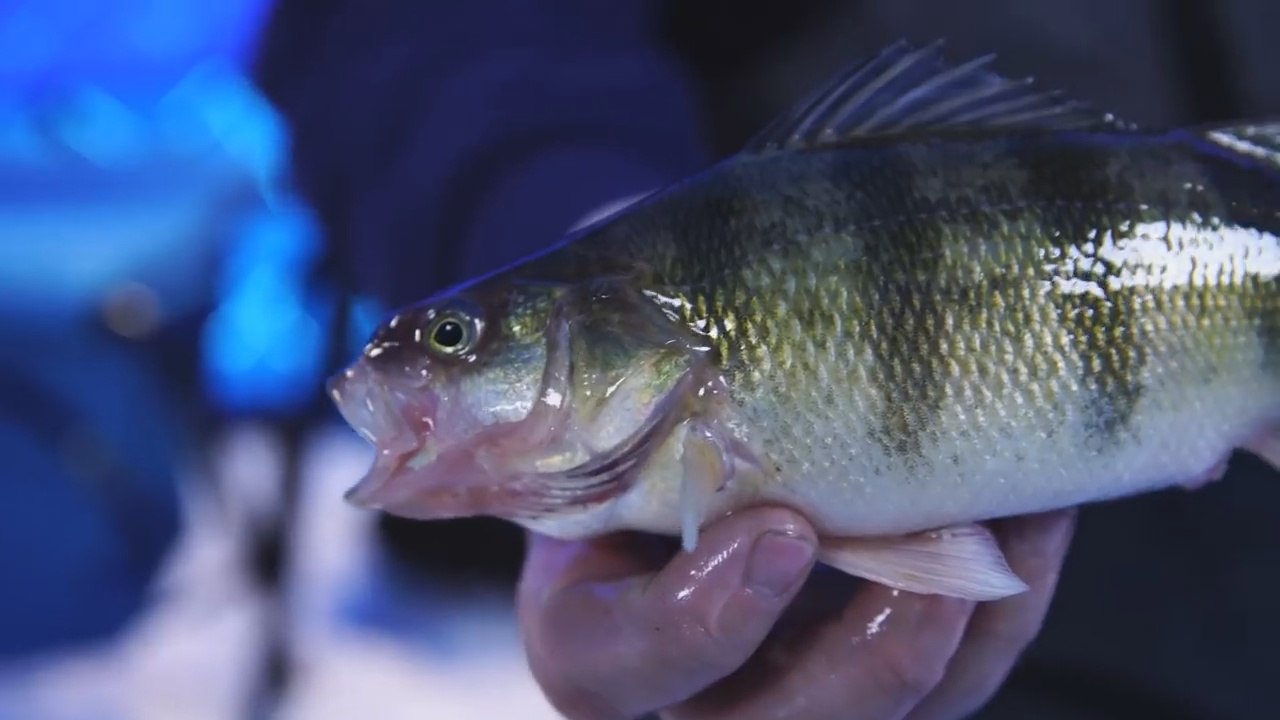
(326, 363, 440, 507)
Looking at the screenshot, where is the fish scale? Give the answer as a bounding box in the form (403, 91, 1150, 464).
(610, 139, 1276, 418)
(329, 40, 1280, 601)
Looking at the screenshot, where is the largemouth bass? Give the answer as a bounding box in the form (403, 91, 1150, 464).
(327, 40, 1280, 601)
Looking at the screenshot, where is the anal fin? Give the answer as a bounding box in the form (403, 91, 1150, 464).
(817, 524, 1029, 602)
(1244, 428, 1280, 470)
(1179, 458, 1231, 491)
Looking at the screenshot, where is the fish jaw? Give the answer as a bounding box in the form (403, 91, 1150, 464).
(325, 312, 584, 521)
(327, 359, 558, 520)
(326, 362, 443, 507)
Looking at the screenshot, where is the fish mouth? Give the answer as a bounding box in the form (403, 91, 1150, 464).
(326, 361, 552, 520)
(326, 363, 440, 507)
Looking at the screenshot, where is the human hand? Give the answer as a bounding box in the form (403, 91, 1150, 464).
(516, 507, 1076, 720)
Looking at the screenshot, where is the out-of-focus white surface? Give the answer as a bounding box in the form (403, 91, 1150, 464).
(0, 423, 565, 720)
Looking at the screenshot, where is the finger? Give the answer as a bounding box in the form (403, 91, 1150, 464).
(669, 581, 977, 720)
(518, 507, 818, 720)
(904, 509, 1077, 720)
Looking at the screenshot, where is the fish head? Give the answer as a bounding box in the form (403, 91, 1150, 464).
(328, 279, 560, 517)
(327, 276, 698, 536)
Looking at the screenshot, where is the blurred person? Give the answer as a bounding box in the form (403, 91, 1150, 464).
(253, 1, 1280, 719)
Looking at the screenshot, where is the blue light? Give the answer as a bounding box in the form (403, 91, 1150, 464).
(199, 202, 392, 414)
(43, 86, 148, 165)
(0, 0, 322, 415)
(0, 0, 275, 102)
(348, 295, 388, 353)
(201, 199, 336, 414)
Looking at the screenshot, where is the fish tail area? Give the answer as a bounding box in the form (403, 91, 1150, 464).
(1194, 121, 1280, 171)
(1198, 121, 1280, 400)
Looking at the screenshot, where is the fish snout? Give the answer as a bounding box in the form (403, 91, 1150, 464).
(326, 361, 422, 455)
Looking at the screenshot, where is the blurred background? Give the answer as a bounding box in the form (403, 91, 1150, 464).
(0, 1, 1278, 719)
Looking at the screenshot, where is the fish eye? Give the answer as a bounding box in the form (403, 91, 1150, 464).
(424, 309, 479, 358)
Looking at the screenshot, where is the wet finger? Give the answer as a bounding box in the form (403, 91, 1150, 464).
(518, 507, 818, 720)
(669, 581, 976, 720)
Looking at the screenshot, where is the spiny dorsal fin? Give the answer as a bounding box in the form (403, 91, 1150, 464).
(743, 39, 1134, 154)
(1199, 121, 1280, 169)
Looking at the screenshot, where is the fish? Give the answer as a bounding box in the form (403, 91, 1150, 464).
(326, 40, 1280, 602)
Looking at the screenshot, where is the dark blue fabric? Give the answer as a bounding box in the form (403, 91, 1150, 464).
(457, 147, 676, 278)
(0, 328, 183, 658)
(254, 0, 706, 307)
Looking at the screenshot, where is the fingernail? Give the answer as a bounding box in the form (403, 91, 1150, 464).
(744, 530, 815, 598)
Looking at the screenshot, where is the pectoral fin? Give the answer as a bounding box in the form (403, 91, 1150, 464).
(678, 420, 734, 552)
(817, 524, 1029, 601)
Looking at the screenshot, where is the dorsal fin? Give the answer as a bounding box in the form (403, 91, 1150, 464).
(1198, 121, 1280, 170)
(743, 39, 1134, 154)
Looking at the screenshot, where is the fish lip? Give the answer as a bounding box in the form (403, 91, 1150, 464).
(340, 408, 437, 509)
(342, 447, 413, 506)
(327, 362, 442, 505)
(329, 364, 433, 440)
